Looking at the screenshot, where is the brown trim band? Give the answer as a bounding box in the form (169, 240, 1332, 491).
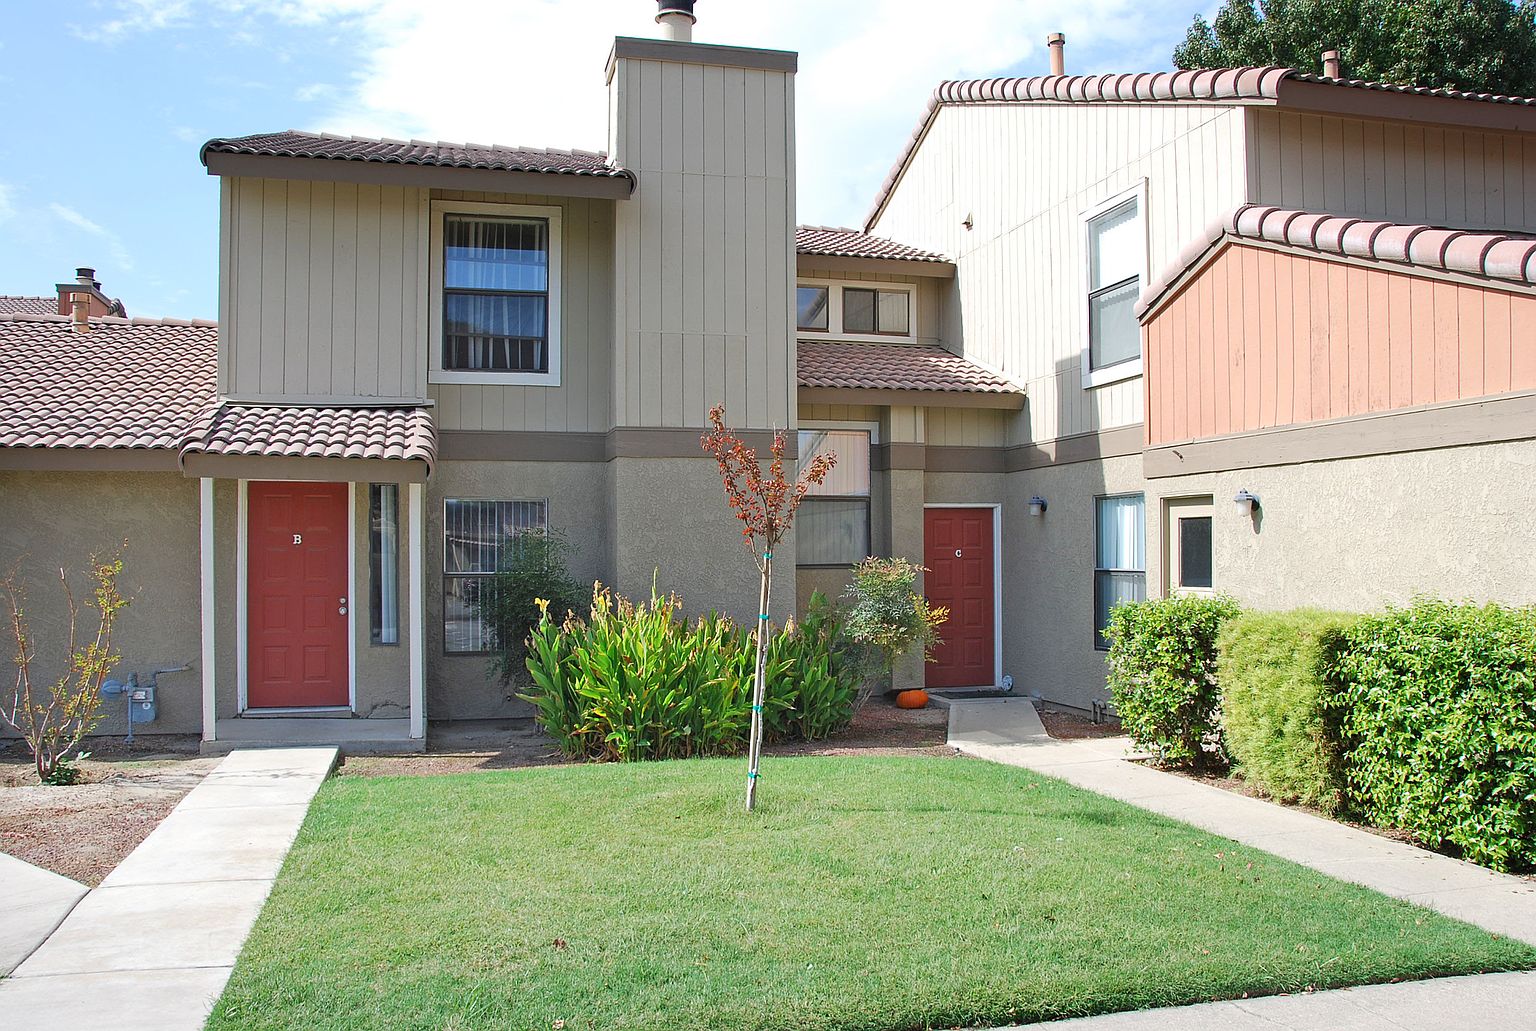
(438, 426, 799, 463)
(205, 153, 635, 200)
(608, 37, 798, 75)
(1276, 79, 1536, 136)
(795, 254, 955, 279)
(1144, 391, 1536, 478)
(797, 386, 1024, 410)
(0, 447, 181, 473)
(871, 424, 1145, 474)
(180, 453, 429, 483)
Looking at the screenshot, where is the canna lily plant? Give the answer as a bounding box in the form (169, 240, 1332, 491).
(701, 403, 835, 811)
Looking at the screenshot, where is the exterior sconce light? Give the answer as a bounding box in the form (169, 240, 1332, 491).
(1233, 489, 1260, 515)
(1028, 495, 1048, 517)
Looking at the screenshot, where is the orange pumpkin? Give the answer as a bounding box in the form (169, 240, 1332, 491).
(895, 689, 929, 709)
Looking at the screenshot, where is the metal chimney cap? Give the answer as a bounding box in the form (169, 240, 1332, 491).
(75, 267, 96, 282)
(657, 0, 696, 19)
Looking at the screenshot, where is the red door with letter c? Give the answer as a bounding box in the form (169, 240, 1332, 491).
(923, 507, 995, 689)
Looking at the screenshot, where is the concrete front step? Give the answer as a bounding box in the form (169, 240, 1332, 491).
(202, 717, 425, 755)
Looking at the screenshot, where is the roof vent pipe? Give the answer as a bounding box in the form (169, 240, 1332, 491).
(656, 0, 696, 42)
(1047, 33, 1066, 76)
(69, 291, 90, 333)
(1322, 49, 1341, 78)
(76, 267, 96, 287)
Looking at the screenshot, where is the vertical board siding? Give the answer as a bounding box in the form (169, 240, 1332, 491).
(1247, 109, 1536, 232)
(1143, 242, 1536, 446)
(608, 57, 795, 430)
(221, 176, 616, 430)
(223, 176, 425, 402)
(873, 103, 1250, 446)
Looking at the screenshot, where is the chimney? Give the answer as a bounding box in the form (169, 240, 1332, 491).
(1322, 49, 1341, 78)
(656, 0, 695, 42)
(55, 266, 124, 321)
(1047, 33, 1066, 76)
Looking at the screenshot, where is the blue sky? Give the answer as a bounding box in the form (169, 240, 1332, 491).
(0, 1, 1204, 320)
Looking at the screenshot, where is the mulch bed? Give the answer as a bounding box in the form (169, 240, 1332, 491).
(0, 737, 215, 886)
(1037, 707, 1124, 740)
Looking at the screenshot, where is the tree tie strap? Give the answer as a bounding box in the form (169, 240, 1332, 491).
(751, 704, 763, 713)
(747, 771, 759, 779)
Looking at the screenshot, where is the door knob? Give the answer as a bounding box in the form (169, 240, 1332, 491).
(338, 597, 348, 615)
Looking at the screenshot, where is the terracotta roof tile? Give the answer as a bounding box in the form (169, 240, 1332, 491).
(866, 68, 1536, 231)
(0, 296, 57, 317)
(795, 226, 949, 263)
(797, 339, 1019, 395)
(202, 131, 633, 184)
(0, 313, 217, 451)
(182, 403, 436, 470)
(1138, 204, 1536, 319)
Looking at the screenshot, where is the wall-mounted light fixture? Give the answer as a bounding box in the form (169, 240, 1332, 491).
(1233, 489, 1260, 515)
(1028, 495, 1048, 517)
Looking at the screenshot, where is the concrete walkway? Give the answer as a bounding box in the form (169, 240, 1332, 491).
(0, 747, 337, 1031)
(948, 699, 1536, 1029)
(0, 853, 87, 975)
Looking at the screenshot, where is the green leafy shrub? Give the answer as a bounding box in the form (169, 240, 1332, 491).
(1321, 600, 1536, 872)
(841, 557, 948, 682)
(522, 585, 860, 761)
(474, 528, 586, 687)
(1104, 594, 1241, 768)
(1218, 610, 1358, 813)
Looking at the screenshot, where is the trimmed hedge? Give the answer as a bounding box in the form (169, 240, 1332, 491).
(1218, 610, 1357, 814)
(1104, 594, 1241, 768)
(1321, 600, 1536, 873)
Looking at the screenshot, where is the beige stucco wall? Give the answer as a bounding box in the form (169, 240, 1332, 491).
(1147, 439, 1536, 611)
(424, 459, 611, 720)
(0, 471, 202, 737)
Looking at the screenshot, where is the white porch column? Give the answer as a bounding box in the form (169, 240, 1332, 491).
(199, 477, 217, 742)
(408, 480, 426, 740)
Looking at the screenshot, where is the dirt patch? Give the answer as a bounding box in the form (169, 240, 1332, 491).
(340, 698, 956, 778)
(0, 738, 217, 885)
(1038, 707, 1124, 740)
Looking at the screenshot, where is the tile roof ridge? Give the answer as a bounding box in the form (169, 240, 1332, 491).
(0, 312, 69, 324)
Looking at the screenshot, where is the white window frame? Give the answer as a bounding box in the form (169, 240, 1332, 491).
(1079, 179, 1148, 390)
(429, 200, 563, 387)
(796, 277, 916, 344)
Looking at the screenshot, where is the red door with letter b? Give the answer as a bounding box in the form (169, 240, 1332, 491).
(924, 507, 995, 689)
(247, 482, 350, 708)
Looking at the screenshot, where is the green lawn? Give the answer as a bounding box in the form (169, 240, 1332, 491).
(209, 756, 1535, 1031)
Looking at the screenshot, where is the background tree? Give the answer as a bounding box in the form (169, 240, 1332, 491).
(702, 404, 834, 812)
(1173, 0, 1536, 96)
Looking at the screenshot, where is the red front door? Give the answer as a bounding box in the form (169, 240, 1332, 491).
(924, 507, 996, 689)
(247, 482, 350, 709)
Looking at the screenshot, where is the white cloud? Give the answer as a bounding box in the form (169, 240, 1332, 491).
(48, 203, 135, 271)
(87, 0, 1196, 225)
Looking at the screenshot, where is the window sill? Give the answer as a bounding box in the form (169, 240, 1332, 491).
(1082, 357, 1143, 390)
(430, 369, 561, 387)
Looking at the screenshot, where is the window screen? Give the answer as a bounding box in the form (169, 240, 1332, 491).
(1087, 199, 1141, 371)
(443, 499, 548, 653)
(443, 215, 550, 373)
(842, 288, 909, 335)
(1178, 516, 1213, 590)
(1094, 494, 1146, 649)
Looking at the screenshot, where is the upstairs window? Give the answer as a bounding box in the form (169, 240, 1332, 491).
(843, 287, 910, 336)
(431, 201, 562, 386)
(444, 215, 549, 373)
(1082, 182, 1147, 387)
(796, 428, 872, 567)
(797, 286, 829, 331)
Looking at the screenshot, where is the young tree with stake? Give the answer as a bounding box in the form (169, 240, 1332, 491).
(701, 404, 835, 811)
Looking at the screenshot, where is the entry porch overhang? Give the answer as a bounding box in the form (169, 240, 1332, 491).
(180, 402, 437, 482)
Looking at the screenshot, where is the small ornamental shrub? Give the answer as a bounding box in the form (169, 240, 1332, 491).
(475, 528, 586, 688)
(841, 557, 948, 684)
(2, 553, 128, 784)
(1218, 610, 1358, 813)
(1321, 600, 1536, 873)
(1104, 594, 1241, 768)
(521, 584, 860, 762)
